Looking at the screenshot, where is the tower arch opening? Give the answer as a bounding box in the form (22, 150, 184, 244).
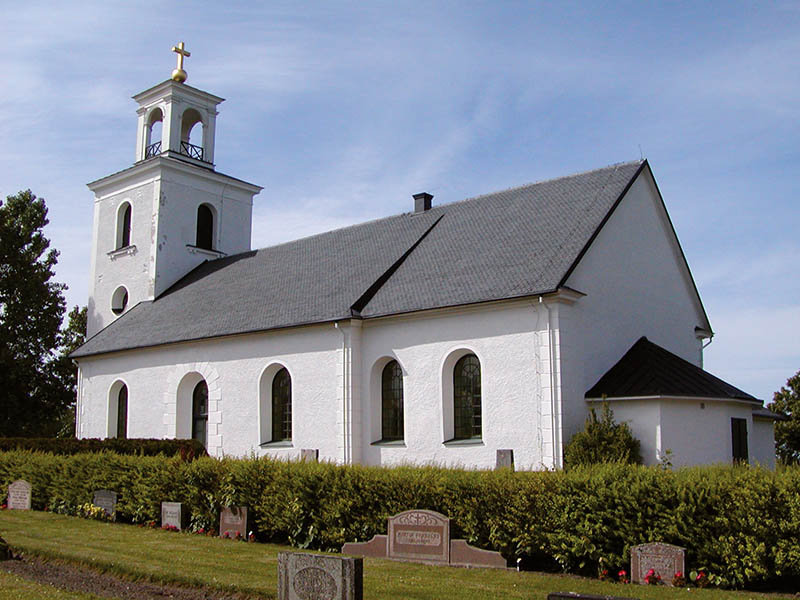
(145, 108, 163, 158)
(180, 108, 205, 160)
(196, 203, 216, 250)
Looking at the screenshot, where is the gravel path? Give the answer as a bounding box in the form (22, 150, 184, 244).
(1, 556, 268, 600)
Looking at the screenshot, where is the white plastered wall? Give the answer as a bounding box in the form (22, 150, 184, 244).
(561, 169, 709, 444)
(76, 299, 559, 469)
(751, 418, 777, 468)
(601, 398, 761, 467)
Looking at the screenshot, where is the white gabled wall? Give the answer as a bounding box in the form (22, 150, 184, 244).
(560, 168, 708, 442)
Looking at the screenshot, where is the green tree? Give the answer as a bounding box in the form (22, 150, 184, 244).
(50, 305, 88, 437)
(563, 402, 642, 468)
(768, 369, 800, 464)
(0, 190, 68, 436)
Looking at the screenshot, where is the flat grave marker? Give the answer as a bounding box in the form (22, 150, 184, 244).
(496, 449, 515, 470)
(300, 448, 319, 462)
(93, 489, 117, 519)
(278, 551, 362, 600)
(630, 542, 685, 586)
(7, 480, 31, 510)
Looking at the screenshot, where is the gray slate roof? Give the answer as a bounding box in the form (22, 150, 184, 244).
(586, 337, 759, 402)
(73, 160, 646, 358)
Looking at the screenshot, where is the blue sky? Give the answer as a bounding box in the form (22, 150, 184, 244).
(1, 1, 798, 401)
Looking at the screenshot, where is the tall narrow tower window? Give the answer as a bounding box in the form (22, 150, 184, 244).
(116, 202, 132, 249)
(196, 204, 214, 250)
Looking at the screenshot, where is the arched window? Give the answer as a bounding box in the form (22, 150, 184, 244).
(192, 380, 208, 447)
(453, 354, 481, 439)
(145, 108, 163, 159)
(271, 368, 292, 442)
(180, 108, 204, 160)
(117, 203, 131, 249)
(111, 286, 129, 315)
(196, 204, 214, 250)
(381, 360, 404, 440)
(116, 384, 128, 439)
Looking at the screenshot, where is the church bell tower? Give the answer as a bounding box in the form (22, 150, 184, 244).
(86, 43, 262, 337)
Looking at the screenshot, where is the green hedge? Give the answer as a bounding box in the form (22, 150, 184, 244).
(0, 452, 797, 590)
(0, 438, 206, 459)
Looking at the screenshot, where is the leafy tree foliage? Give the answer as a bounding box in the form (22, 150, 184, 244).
(51, 305, 88, 437)
(767, 369, 800, 464)
(563, 402, 642, 468)
(0, 190, 74, 437)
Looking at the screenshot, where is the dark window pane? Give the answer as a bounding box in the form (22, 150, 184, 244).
(196, 205, 213, 250)
(381, 360, 404, 440)
(120, 204, 131, 248)
(117, 385, 128, 439)
(454, 354, 481, 439)
(731, 418, 748, 464)
(192, 381, 208, 447)
(272, 368, 292, 441)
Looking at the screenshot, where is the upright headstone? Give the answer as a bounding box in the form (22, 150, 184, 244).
(161, 502, 185, 530)
(630, 542, 685, 586)
(278, 551, 362, 600)
(7, 480, 32, 510)
(219, 505, 250, 539)
(388, 509, 450, 564)
(300, 449, 319, 462)
(496, 449, 515, 470)
(92, 489, 117, 519)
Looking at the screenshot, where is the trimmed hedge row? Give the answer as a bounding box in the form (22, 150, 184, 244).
(0, 452, 798, 590)
(0, 438, 206, 459)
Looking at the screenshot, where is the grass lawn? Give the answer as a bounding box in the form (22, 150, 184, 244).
(0, 510, 793, 600)
(0, 570, 103, 600)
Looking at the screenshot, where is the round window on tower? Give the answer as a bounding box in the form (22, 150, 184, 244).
(111, 286, 129, 315)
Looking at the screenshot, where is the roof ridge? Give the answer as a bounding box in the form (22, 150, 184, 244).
(239, 159, 644, 259)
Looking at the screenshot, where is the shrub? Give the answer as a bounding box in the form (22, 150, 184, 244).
(1, 450, 799, 590)
(0, 438, 206, 459)
(563, 403, 642, 468)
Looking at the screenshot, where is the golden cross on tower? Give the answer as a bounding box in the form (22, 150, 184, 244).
(170, 41, 191, 83)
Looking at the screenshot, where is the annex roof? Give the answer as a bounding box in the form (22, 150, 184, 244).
(586, 337, 760, 402)
(74, 160, 651, 358)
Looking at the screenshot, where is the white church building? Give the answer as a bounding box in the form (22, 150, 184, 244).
(72, 55, 779, 469)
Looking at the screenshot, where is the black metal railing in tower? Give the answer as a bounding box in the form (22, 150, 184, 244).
(180, 141, 204, 161)
(145, 141, 162, 158)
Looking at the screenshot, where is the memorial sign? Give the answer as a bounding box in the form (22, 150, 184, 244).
(300, 449, 319, 462)
(93, 489, 117, 519)
(631, 542, 685, 586)
(7, 480, 31, 510)
(278, 551, 362, 600)
(496, 449, 514, 470)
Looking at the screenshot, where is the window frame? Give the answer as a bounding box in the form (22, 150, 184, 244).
(380, 360, 404, 442)
(271, 367, 292, 442)
(453, 354, 482, 440)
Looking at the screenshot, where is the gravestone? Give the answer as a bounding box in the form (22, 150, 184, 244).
(496, 449, 515, 470)
(93, 489, 117, 519)
(7, 480, 32, 510)
(219, 505, 250, 539)
(630, 542, 685, 586)
(389, 509, 450, 563)
(278, 551, 362, 600)
(161, 502, 185, 530)
(300, 448, 319, 462)
(342, 508, 506, 568)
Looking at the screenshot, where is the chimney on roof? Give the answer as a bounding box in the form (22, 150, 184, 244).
(413, 192, 433, 213)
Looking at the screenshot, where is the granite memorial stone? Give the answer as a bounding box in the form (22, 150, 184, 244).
(7, 480, 31, 510)
(278, 551, 362, 600)
(219, 505, 250, 539)
(342, 508, 506, 568)
(631, 542, 685, 586)
(496, 449, 515, 470)
(161, 502, 185, 530)
(300, 449, 319, 462)
(93, 489, 117, 519)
